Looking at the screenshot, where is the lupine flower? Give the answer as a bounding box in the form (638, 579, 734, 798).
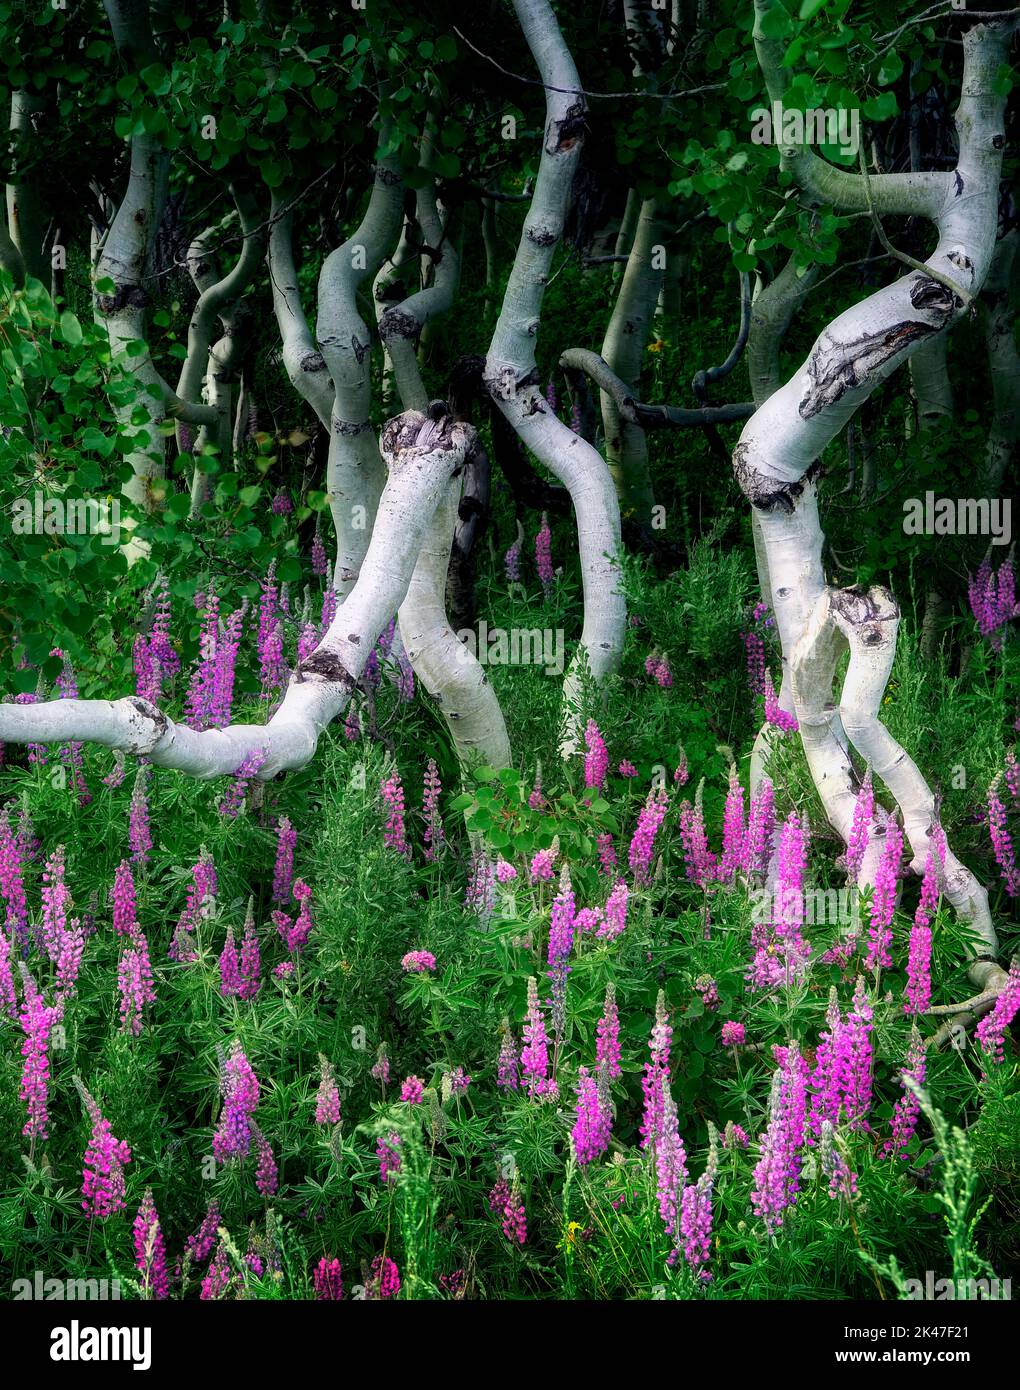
(547, 868, 575, 1035)
(311, 525, 328, 578)
(644, 653, 673, 688)
(763, 671, 798, 734)
(218, 747, 268, 818)
(211, 603, 245, 728)
(1005, 749, 1019, 801)
(717, 767, 747, 883)
(583, 720, 608, 793)
(504, 539, 521, 584)
(596, 983, 622, 1081)
(596, 832, 617, 875)
(678, 787, 717, 887)
(501, 1191, 527, 1245)
(128, 766, 152, 865)
(133, 1189, 169, 1299)
(401, 1075, 424, 1104)
(258, 563, 289, 693)
(723, 1121, 750, 1149)
(315, 1055, 341, 1126)
(169, 848, 217, 963)
(535, 514, 554, 596)
(238, 907, 261, 1000)
(50, 649, 91, 805)
(118, 942, 152, 1035)
(844, 978, 874, 1128)
(110, 860, 137, 937)
(987, 778, 1019, 896)
(77, 1080, 131, 1219)
(343, 704, 360, 741)
(253, 1127, 278, 1196)
(39, 845, 71, 962)
(381, 772, 411, 858)
(884, 1030, 927, 1159)
(0, 809, 29, 953)
(447, 1065, 471, 1097)
(0, 930, 16, 1020)
(674, 754, 689, 786)
(695, 975, 719, 1010)
(750, 1042, 809, 1232)
(528, 768, 545, 810)
(640, 991, 672, 1148)
(186, 1200, 221, 1264)
(185, 591, 220, 729)
(271, 488, 292, 516)
(320, 587, 337, 633)
(219, 925, 241, 998)
(597, 879, 629, 941)
(521, 977, 552, 1098)
(200, 1240, 234, 1301)
(55, 917, 85, 997)
(742, 628, 767, 697)
(12, 690, 46, 766)
(845, 771, 874, 886)
(439, 1269, 465, 1298)
(271, 818, 296, 906)
(721, 1021, 745, 1048)
(819, 1120, 858, 1202)
(968, 552, 1016, 650)
(497, 1021, 520, 1090)
(575, 907, 602, 934)
(313, 1257, 343, 1300)
(375, 1129, 401, 1182)
(529, 848, 556, 882)
(19, 966, 58, 1140)
(371, 1044, 390, 1090)
(745, 777, 774, 878)
(618, 760, 637, 778)
(865, 818, 902, 972)
(495, 858, 517, 883)
(655, 1080, 688, 1245)
(212, 1043, 260, 1162)
(975, 960, 1020, 1063)
(368, 1255, 401, 1299)
(628, 785, 668, 887)
(422, 758, 444, 861)
(680, 1148, 717, 1279)
(288, 879, 315, 953)
(466, 851, 496, 920)
(401, 949, 436, 973)
(904, 851, 938, 1015)
(572, 1067, 611, 1164)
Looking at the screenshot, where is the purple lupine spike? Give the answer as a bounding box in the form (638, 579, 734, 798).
(380, 772, 410, 858)
(717, 766, 747, 883)
(297, 621, 319, 664)
(883, 1030, 927, 1160)
(111, 859, 137, 937)
(55, 917, 85, 997)
(504, 538, 521, 584)
(376, 1133, 401, 1183)
(865, 818, 902, 972)
(186, 1199, 221, 1264)
(422, 758, 444, 861)
(39, 845, 71, 962)
(210, 602, 246, 729)
(76, 1079, 132, 1219)
(596, 832, 617, 875)
(311, 526, 328, 578)
(128, 765, 152, 865)
(219, 925, 241, 997)
(535, 513, 554, 597)
(904, 851, 938, 1015)
(1006, 749, 1020, 801)
(968, 552, 1017, 651)
(212, 1042, 260, 1162)
(583, 720, 608, 794)
(628, 784, 669, 887)
(18, 965, 59, 1140)
(497, 1020, 520, 1091)
(571, 1066, 611, 1164)
(845, 770, 874, 887)
(745, 776, 774, 879)
(133, 1188, 169, 1299)
(596, 982, 621, 1081)
(313, 1257, 343, 1300)
(975, 960, 1020, 1063)
(547, 867, 575, 1037)
(597, 879, 629, 940)
(218, 747, 268, 818)
(750, 1042, 809, 1232)
(678, 786, 717, 888)
(320, 586, 338, 633)
(0, 808, 29, 953)
(654, 1079, 687, 1244)
(0, 930, 16, 1019)
(253, 1126, 278, 1195)
(315, 1055, 341, 1126)
(763, 671, 798, 734)
(987, 778, 1019, 896)
(272, 818, 297, 905)
(520, 976, 552, 1099)
(640, 991, 672, 1148)
(238, 903, 261, 1000)
(184, 591, 219, 730)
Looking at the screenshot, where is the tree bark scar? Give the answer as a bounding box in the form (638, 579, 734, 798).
(829, 583, 899, 631)
(547, 101, 586, 156)
(379, 306, 420, 343)
(351, 334, 370, 365)
(525, 225, 558, 247)
(908, 273, 961, 322)
(299, 650, 356, 687)
(300, 351, 327, 373)
(732, 444, 822, 512)
(127, 697, 168, 744)
(798, 321, 938, 420)
(332, 417, 371, 436)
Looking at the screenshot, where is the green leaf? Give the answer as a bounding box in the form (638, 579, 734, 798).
(58, 311, 83, 346)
